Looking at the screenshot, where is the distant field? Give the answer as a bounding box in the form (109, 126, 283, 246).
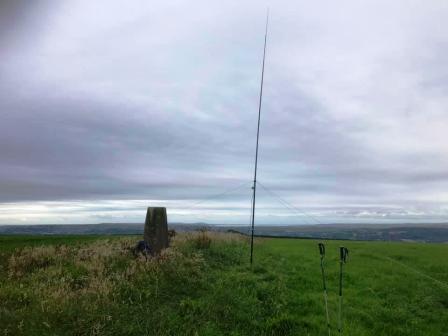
(1, 234, 447, 335)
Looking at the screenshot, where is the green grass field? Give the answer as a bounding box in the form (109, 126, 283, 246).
(1, 233, 447, 335)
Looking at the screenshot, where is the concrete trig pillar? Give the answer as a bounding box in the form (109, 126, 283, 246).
(143, 207, 169, 254)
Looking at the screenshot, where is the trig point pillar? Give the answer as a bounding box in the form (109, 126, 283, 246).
(143, 207, 169, 254)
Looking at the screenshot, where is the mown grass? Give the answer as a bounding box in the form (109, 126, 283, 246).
(1, 233, 447, 335)
(256, 239, 448, 335)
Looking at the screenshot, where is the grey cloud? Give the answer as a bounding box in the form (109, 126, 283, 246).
(1, 0, 448, 224)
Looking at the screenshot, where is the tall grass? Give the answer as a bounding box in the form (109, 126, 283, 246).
(2, 233, 287, 335)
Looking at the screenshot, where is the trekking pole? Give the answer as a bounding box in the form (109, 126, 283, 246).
(318, 243, 331, 336)
(338, 246, 349, 335)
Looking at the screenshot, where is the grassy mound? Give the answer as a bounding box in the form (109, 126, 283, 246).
(1, 233, 448, 335)
(1, 233, 294, 335)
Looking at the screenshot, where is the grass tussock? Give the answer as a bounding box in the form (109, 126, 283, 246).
(192, 229, 213, 249)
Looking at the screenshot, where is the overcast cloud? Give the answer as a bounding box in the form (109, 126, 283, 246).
(1, 1, 448, 225)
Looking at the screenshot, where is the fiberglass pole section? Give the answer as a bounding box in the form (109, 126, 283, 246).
(250, 10, 269, 265)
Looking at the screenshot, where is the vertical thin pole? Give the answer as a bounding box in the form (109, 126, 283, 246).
(338, 258, 343, 334)
(319, 243, 331, 336)
(338, 247, 348, 335)
(250, 10, 269, 265)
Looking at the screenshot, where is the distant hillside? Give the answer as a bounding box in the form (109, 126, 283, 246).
(1, 223, 448, 242)
(224, 224, 448, 243)
(0, 223, 205, 235)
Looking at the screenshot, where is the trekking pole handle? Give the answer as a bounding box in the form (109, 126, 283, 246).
(318, 243, 325, 257)
(339, 246, 348, 263)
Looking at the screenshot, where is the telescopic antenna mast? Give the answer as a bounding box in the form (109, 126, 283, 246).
(250, 10, 269, 265)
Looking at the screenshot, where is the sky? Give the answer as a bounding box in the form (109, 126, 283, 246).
(1, 0, 448, 225)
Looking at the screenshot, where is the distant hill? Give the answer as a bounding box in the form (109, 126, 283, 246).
(224, 223, 448, 243)
(0, 223, 205, 235)
(1, 223, 448, 242)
